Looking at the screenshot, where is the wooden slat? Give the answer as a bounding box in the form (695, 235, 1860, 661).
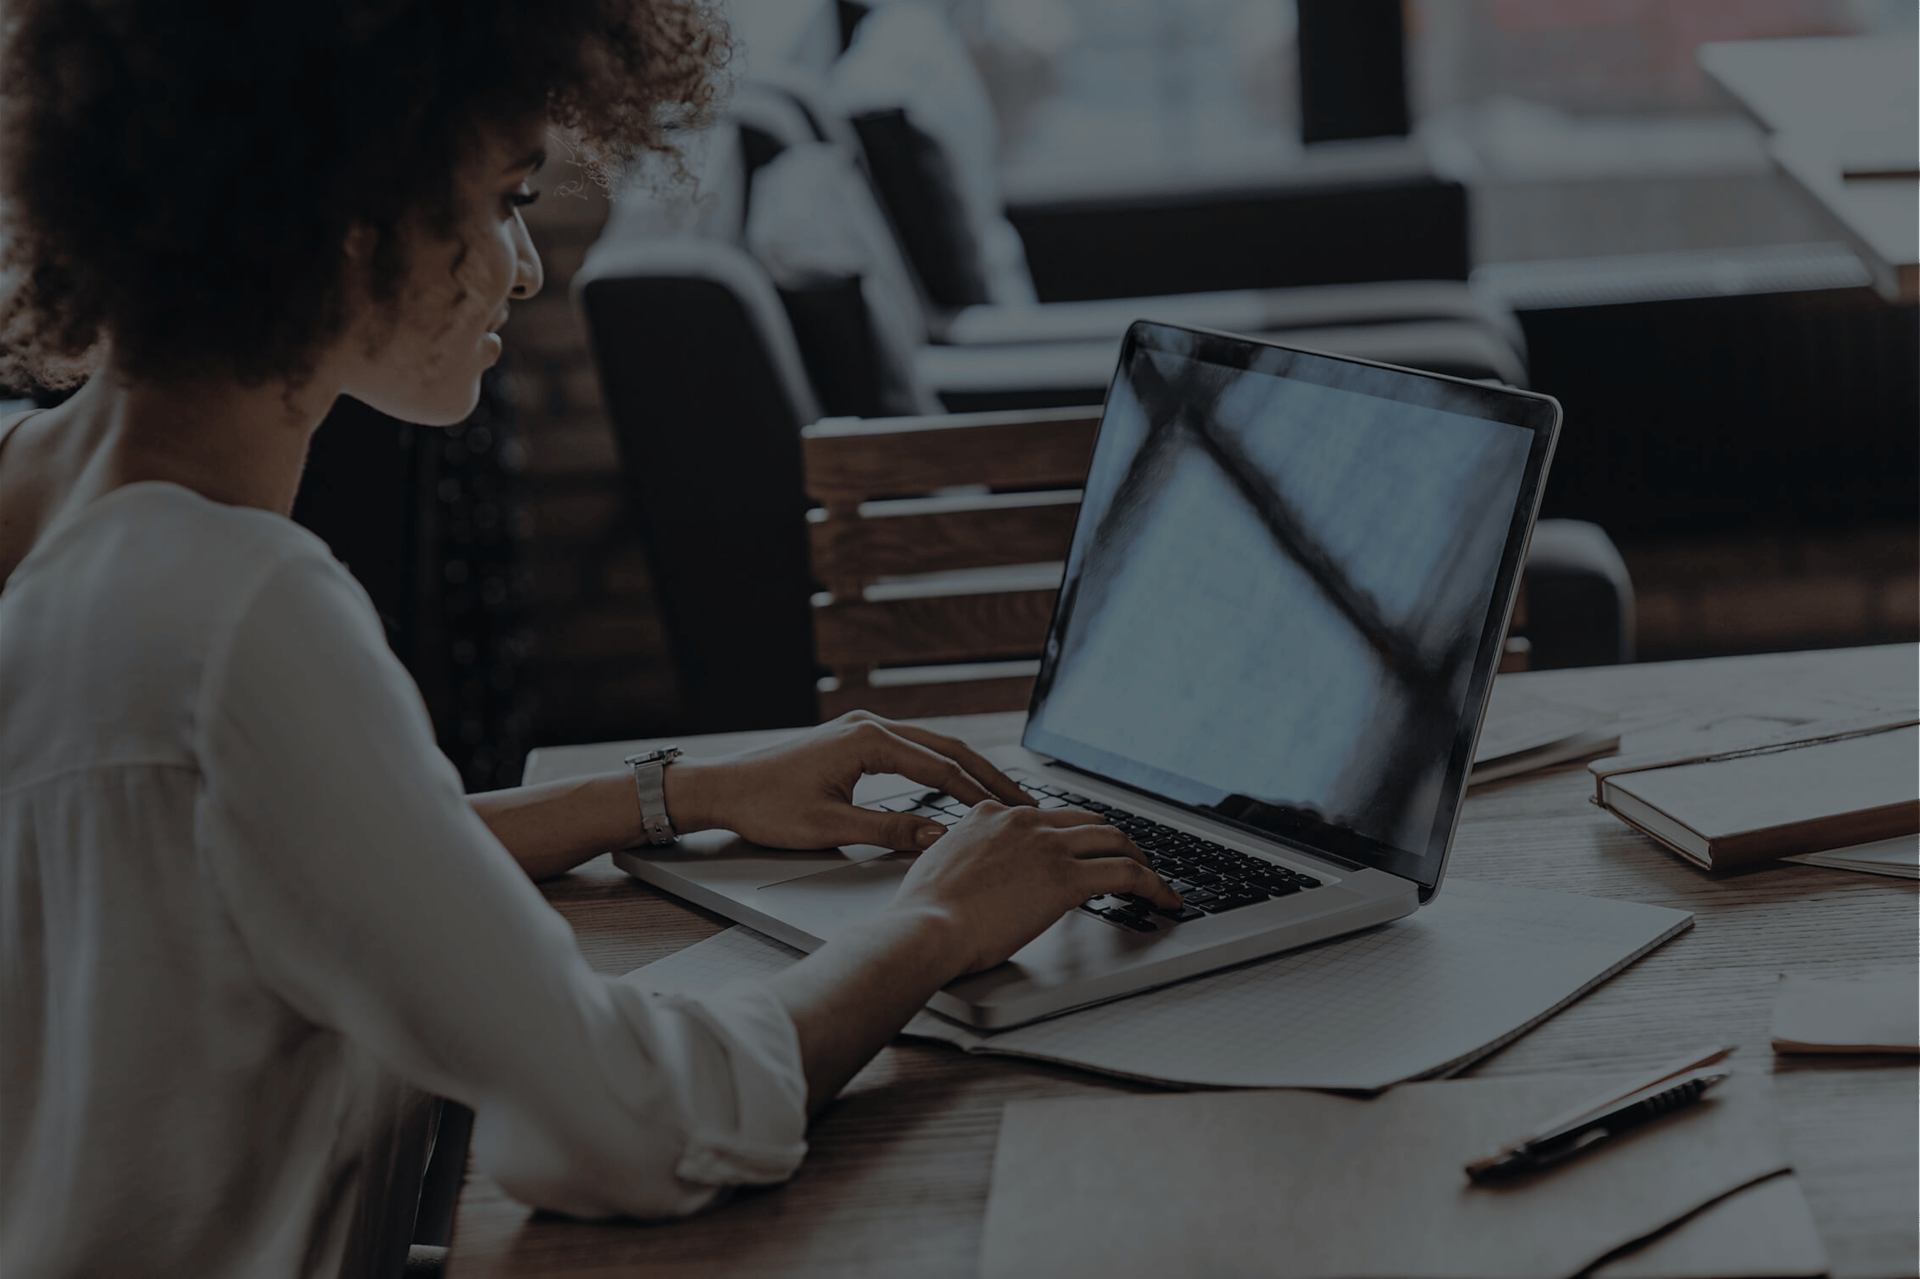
(802, 408, 1099, 504)
(809, 501, 1080, 585)
(812, 591, 1057, 666)
(817, 675, 1037, 721)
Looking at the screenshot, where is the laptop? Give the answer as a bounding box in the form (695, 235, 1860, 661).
(616, 320, 1561, 1029)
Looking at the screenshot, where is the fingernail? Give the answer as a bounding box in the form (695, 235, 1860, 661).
(916, 826, 943, 848)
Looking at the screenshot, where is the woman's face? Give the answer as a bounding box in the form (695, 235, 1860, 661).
(339, 125, 546, 426)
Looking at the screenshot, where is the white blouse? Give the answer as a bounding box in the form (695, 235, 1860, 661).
(0, 481, 808, 1279)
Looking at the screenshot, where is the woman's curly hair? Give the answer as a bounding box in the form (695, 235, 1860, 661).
(0, 0, 731, 391)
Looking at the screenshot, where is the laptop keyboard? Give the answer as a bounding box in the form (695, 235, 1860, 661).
(876, 777, 1324, 932)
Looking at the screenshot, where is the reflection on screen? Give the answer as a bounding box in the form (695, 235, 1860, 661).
(1026, 334, 1534, 872)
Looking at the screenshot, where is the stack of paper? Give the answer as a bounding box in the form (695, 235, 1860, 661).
(1782, 832, 1919, 879)
(1471, 683, 1620, 784)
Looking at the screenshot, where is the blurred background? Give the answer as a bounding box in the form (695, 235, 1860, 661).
(15, 0, 1910, 787)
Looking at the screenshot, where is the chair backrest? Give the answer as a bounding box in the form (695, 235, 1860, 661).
(796, 406, 1629, 721)
(744, 141, 941, 418)
(826, 3, 1036, 310)
(800, 406, 1097, 719)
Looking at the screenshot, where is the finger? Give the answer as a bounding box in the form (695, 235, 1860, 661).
(1050, 821, 1150, 868)
(1078, 855, 1182, 908)
(849, 723, 996, 806)
(882, 721, 1035, 806)
(834, 807, 949, 852)
(1021, 806, 1118, 829)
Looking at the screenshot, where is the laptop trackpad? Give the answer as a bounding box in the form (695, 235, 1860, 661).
(754, 852, 917, 941)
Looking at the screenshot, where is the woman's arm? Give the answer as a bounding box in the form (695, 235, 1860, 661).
(468, 713, 1180, 1112)
(766, 800, 1176, 1112)
(210, 561, 1175, 1216)
(468, 712, 1043, 882)
(474, 770, 1175, 1110)
(467, 771, 643, 881)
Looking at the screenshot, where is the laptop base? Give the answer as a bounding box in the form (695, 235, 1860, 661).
(614, 836, 1414, 1029)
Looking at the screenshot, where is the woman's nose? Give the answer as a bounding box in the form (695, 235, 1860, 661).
(509, 217, 543, 301)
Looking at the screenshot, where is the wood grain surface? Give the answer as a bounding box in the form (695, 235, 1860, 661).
(812, 589, 1058, 666)
(816, 674, 1038, 721)
(801, 407, 1099, 507)
(450, 647, 1919, 1279)
(807, 498, 1079, 586)
(802, 406, 1087, 722)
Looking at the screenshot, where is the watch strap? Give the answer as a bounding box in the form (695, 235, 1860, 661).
(622, 747, 682, 845)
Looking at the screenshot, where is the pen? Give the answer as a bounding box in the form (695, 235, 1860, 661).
(1463, 1043, 1732, 1182)
(1465, 1069, 1730, 1181)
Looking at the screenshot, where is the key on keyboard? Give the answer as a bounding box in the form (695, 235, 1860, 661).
(887, 776, 1325, 933)
(1012, 775, 1324, 933)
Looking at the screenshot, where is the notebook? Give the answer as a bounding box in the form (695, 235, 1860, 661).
(1591, 716, 1920, 870)
(615, 320, 1563, 1029)
(630, 880, 1692, 1091)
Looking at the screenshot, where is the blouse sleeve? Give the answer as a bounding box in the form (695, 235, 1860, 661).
(194, 554, 808, 1220)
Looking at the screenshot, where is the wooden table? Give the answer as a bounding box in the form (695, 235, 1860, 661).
(449, 645, 1919, 1279)
(1700, 36, 1919, 303)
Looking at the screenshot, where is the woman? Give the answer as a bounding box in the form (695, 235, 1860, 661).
(0, 3, 1176, 1276)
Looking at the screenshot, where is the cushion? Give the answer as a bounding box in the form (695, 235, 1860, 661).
(745, 143, 939, 418)
(830, 2, 1035, 310)
(847, 108, 992, 308)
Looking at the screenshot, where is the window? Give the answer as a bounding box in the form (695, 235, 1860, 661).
(956, 0, 1913, 260)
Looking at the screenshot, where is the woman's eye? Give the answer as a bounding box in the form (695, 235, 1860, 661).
(507, 187, 540, 210)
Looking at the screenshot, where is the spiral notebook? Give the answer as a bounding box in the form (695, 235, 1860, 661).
(630, 879, 1691, 1091)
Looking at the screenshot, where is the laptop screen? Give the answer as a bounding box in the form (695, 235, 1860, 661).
(1023, 323, 1558, 891)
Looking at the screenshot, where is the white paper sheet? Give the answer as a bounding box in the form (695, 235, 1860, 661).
(1781, 832, 1920, 879)
(1473, 683, 1616, 764)
(978, 1074, 1809, 1279)
(632, 880, 1692, 1091)
(1771, 969, 1920, 1053)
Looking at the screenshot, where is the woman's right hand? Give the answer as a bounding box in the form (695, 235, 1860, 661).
(890, 803, 1182, 976)
(768, 801, 1181, 1114)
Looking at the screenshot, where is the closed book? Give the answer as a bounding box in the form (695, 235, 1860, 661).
(1591, 718, 1920, 870)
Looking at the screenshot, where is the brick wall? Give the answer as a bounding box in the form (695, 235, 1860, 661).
(502, 187, 683, 747)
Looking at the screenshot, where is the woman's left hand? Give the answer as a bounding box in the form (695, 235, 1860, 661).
(663, 711, 1035, 852)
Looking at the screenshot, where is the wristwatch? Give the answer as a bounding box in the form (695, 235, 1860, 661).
(622, 746, 683, 846)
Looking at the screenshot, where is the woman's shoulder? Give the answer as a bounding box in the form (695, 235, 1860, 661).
(27, 479, 336, 587)
(0, 482, 373, 783)
(4, 480, 363, 666)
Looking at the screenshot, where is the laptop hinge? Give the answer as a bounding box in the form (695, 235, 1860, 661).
(1040, 759, 1370, 873)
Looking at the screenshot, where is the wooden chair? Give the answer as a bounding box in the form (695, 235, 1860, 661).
(799, 406, 1626, 721)
(801, 406, 1096, 719)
